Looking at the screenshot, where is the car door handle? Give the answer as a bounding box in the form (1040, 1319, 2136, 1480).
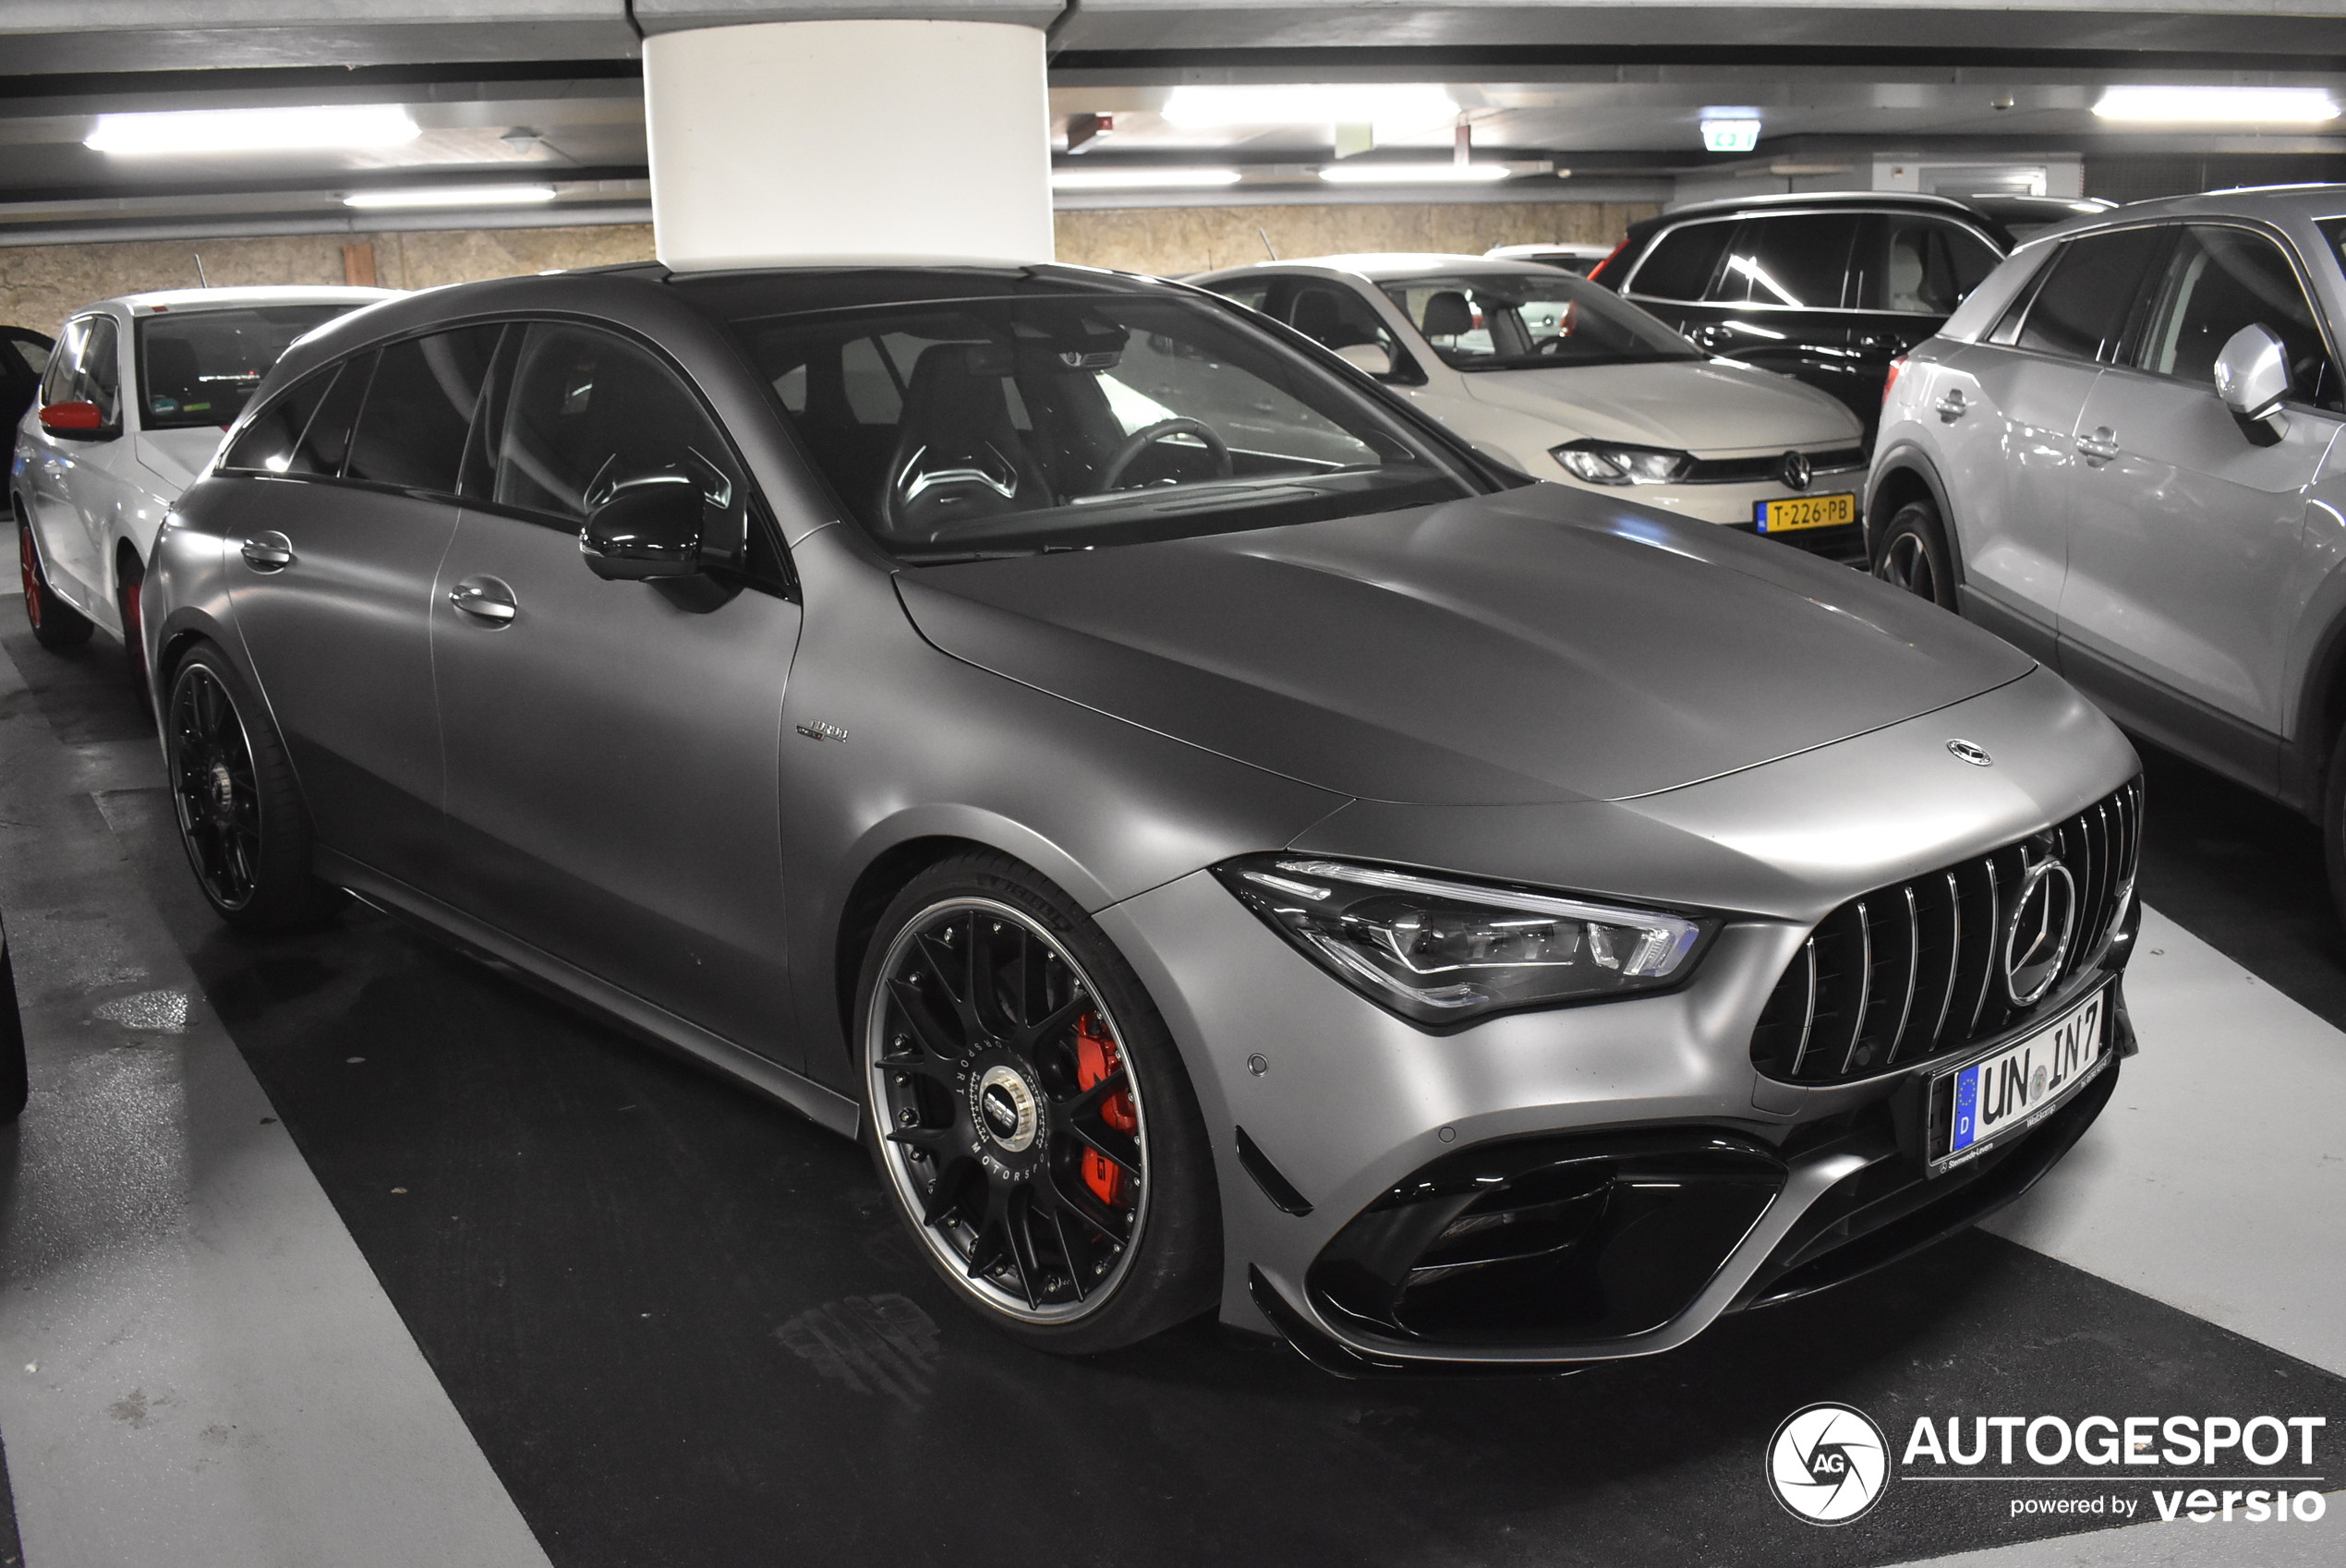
(2075, 428, 2121, 463)
(448, 576, 518, 624)
(239, 532, 295, 571)
(1933, 391, 1968, 421)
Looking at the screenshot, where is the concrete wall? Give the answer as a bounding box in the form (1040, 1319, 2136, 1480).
(0, 203, 1655, 335)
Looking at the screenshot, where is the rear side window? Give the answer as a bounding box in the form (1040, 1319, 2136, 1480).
(1626, 221, 1734, 301)
(345, 327, 501, 494)
(2014, 227, 2167, 361)
(220, 360, 344, 474)
(1855, 215, 2001, 314)
(1710, 214, 1858, 308)
(2132, 225, 2341, 411)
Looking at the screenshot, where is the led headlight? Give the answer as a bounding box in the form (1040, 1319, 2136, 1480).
(1214, 856, 1713, 1027)
(1552, 440, 1695, 486)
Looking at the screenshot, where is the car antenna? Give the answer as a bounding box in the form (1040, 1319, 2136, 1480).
(193, 253, 211, 287)
(1257, 227, 1278, 261)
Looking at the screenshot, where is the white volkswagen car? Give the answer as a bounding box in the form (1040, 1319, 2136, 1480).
(1189, 255, 1868, 555)
(12, 285, 394, 689)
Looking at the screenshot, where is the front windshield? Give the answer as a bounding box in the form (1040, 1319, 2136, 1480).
(1381, 271, 1701, 370)
(137, 306, 352, 430)
(729, 294, 1477, 560)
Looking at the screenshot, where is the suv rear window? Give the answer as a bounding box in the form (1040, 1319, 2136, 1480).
(1626, 221, 1734, 301)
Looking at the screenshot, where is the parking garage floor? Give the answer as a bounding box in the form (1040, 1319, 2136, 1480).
(2, 621, 2343, 1568)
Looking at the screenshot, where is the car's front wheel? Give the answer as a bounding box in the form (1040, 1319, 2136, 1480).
(1871, 498, 1958, 610)
(164, 641, 340, 933)
(856, 851, 1219, 1353)
(18, 516, 92, 650)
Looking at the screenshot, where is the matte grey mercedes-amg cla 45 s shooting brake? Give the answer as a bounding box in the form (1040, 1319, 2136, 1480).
(143, 262, 2143, 1373)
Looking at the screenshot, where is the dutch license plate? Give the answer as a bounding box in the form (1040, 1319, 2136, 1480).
(1755, 492, 1856, 533)
(1940, 985, 2108, 1166)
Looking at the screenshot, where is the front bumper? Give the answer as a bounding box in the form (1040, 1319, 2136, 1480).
(1092, 669, 2140, 1374)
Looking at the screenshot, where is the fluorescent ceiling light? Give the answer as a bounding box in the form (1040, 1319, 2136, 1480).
(87, 104, 420, 155)
(1319, 163, 1511, 185)
(345, 186, 558, 209)
(1164, 84, 1457, 127)
(2093, 86, 2339, 123)
(1700, 118, 1763, 153)
(1051, 167, 1243, 189)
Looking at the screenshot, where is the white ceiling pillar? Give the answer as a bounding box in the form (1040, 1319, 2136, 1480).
(645, 18, 1054, 271)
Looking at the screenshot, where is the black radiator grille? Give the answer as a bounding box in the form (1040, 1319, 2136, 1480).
(1685, 446, 1868, 484)
(1750, 779, 2142, 1085)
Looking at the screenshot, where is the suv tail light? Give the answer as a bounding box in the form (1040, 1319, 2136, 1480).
(1881, 356, 1908, 407)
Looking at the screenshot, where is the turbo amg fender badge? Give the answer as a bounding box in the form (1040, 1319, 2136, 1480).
(1947, 739, 1992, 766)
(794, 720, 849, 742)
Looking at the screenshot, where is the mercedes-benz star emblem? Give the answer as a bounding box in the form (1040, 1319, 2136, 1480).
(1946, 739, 1992, 767)
(1767, 1403, 1888, 1526)
(1778, 451, 1812, 491)
(2001, 853, 2079, 1008)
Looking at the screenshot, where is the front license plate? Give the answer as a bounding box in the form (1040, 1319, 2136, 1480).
(1755, 492, 1856, 533)
(1938, 986, 2109, 1168)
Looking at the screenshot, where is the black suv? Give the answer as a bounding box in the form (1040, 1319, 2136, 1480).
(1590, 192, 2013, 439)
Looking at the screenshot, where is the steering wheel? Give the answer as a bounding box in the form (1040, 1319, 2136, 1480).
(1095, 417, 1232, 492)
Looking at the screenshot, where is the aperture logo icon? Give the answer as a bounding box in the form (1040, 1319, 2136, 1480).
(1769, 1403, 1890, 1525)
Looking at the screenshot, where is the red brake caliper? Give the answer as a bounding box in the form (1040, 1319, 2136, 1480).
(1074, 1009, 1137, 1206)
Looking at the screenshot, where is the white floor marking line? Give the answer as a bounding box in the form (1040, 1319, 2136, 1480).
(1985, 905, 2346, 1379)
(0, 645, 553, 1568)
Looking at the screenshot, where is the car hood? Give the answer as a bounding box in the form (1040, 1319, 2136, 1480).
(893, 488, 2035, 806)
(135, 427, 232, 499)
(1459, 359, 1861, 452)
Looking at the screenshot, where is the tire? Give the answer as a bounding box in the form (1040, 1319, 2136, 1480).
(1870, 498, 1959, 610)
(163, 640, 340, 933)
(0, 928, 26, 1124)
(18, 515, 93, 649)
(855, 850, 1220, 1354)
(118, 552, 151, 712)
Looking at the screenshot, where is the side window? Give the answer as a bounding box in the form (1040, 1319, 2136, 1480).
(1625, 221, 1734, 302)
(2015, 226, 2168, 362)
(1710, 214, 1859, 308)
(78, 316, 122, 426)
(1207, 280, 1274, 312)
(220, 358, 350, 475)
(345, 327, 500, 493)
(1856, 216, 2001, 314)
(840, 336, 904, 425)
(2132, 225, 2341, 412)
(1284, 283, 1400, 357)
(493, 322, 746, 540)
(39, 319, 91, 407)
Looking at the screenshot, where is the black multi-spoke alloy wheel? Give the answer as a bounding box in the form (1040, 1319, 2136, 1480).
(18, 516, 92, 649)
(858, 852, 1218, 1353)
(1870, 498, 1958, 609)
(165, 641, 339, 933)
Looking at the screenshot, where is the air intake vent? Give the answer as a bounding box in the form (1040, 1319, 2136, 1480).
(1750, 779, 2141, 1085)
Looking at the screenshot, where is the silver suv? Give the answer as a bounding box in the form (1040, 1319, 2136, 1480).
(1865, 187, 2346, 908)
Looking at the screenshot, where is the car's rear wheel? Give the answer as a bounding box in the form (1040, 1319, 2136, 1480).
(856, 851, 1218, 1353)
(164, 641, 339, 933)
(1871, 498, 1958, 610)
(18, 516, 92, 649)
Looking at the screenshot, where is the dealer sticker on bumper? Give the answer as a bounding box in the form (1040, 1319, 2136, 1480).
(1940, 985, 2108, 1165)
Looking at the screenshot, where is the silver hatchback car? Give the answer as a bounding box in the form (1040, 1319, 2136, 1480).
(143, 263, 2139, 1372)
(1866, 187, 2346, 913)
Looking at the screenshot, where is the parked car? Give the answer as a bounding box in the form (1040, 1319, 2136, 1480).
(1484, 242, 1614, 276)
(1, 908, 24, 1123)
(1588, 191, 2013, 440)
(144, 261, 2140, 1372)
(1964, 194, 2116, 243)
(1189, 255, 1869, 556)
(2, 326, 54, 433)
(1867, 185, 2346, 911)
(12, 285, 395, 692)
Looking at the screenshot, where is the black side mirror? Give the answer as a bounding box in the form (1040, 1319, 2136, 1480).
(580, 475, 707, 581)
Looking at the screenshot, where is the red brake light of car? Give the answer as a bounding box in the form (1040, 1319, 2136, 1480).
(1586, 236, 1632, 286)
(37, 401, 103, 432)
(1881, 356, 1907, 407)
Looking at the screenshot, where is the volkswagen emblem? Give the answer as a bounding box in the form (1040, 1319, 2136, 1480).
(1777, 450, 1812, 491)
(2001, 854, 2079, 1008)
(1946, 739, 1992, 767)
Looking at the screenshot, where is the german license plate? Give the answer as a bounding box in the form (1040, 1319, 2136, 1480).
(1755, 492, 1856, 533)
(1938, 985, 2108, 1168)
